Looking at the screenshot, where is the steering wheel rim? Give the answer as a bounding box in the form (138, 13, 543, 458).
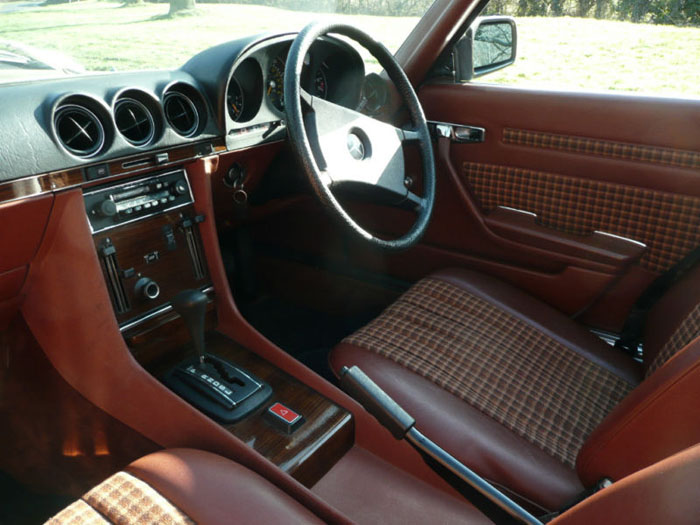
(284, 22, 435, 251)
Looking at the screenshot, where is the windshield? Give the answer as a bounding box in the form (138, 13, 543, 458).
(0, 0, 430, 83)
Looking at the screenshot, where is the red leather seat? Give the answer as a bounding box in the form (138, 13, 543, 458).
(330, 266, 700, 511)
(47, 447, 493, 524)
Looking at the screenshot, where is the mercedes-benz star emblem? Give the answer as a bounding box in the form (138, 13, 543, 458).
(347, 133, 365, 161)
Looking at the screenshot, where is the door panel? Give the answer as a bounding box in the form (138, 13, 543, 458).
(414, 83, 700, 330)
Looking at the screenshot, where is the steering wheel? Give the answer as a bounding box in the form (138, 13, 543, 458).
(284, 22, 435, 251)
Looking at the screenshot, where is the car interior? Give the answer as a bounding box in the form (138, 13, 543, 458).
(1, 0, 699, 523)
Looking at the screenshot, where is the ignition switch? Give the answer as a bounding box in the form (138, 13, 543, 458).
(223, 162, 246, 188)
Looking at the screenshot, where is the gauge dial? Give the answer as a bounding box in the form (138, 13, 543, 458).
(314, 68, 328, 99)
(267, 56, 286, 112)
(227, 77, 245, 121)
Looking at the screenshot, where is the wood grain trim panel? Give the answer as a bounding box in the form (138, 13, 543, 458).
(0, 139, 226, 204)
(503, 128, 700, 170)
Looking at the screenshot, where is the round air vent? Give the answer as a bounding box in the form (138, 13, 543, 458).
(54, 104, 105, 158)
(114, 98, 155, 146)
(163, 91, 199, 137)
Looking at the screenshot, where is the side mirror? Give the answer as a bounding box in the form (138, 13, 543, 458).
(454, 16, 517, 82)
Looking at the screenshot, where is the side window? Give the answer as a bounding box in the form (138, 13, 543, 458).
(453, 0, 699, 98)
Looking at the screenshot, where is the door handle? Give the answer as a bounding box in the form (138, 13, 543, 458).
(429, 121, 485, 143)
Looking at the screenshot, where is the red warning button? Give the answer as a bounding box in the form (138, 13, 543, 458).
(268, 402, 301, 424)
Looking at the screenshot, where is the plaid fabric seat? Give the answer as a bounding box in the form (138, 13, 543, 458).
(47, 471, 193, 525)
(342, 276, 636, 468)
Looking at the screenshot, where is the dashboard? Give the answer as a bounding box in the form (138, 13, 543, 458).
(0, 33, 368, 187)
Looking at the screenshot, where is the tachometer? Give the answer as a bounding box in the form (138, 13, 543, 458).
(227, 77, 245, 121)
(267, 56, 285, 112)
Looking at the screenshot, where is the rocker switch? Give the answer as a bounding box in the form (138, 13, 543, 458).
(266, 402, 304, 434)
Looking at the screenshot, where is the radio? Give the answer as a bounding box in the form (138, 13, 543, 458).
(84, 169, 193, 233)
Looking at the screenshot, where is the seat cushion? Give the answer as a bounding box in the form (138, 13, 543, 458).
(47, 449, 324, 525)
(331, 268, 641, 510)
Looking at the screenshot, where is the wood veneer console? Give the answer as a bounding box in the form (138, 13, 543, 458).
(93, 204, 210, 325)
(125, 316, 354, 487)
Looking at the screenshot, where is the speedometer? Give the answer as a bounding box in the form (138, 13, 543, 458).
(267, 56, 285, 112)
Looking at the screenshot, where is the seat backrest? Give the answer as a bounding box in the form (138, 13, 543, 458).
(643, 264, 700, 377)
(576, 264, 700, 485)
(555, 443, 700, 525)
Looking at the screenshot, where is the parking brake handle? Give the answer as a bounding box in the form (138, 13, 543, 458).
(339, 365, 415, 439)
(339, 365, 543, 525)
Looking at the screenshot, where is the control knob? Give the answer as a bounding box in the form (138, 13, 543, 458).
(134, 277, 160, 300)
(96, 199, 118, 218)
(173, 181, 188, 196)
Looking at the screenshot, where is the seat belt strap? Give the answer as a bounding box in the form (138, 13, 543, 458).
(616, 246, 700, 356)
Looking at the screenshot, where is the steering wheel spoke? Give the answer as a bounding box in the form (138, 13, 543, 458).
(405, 190, 426, 212)
(303, 93, 408, 196)
(398, 126, 421, 143)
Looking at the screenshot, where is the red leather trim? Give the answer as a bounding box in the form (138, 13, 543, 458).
(19, 185, 350, 524)
(0, 316, 160, 497)
(0, 266, 27, 301)
(554, 444, 700, 525)
(127, 449, 324, 524)
(0, 193, 53, 273)
(312, 446, 491, 524)
(577, 336, 700, 486)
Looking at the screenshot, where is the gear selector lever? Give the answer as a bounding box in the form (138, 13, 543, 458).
(171, 289, 208, 364)
(165, 289, 272, 423)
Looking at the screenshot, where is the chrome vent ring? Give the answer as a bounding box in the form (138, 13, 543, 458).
(54, 104, 105, 158)
(164, 92, 199, 137)
(115, 98, 155, 146)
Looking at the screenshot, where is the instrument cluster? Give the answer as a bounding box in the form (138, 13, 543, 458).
(225, 37, 365, 127)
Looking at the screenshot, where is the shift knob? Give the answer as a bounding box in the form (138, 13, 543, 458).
(171, 289, 208, 364)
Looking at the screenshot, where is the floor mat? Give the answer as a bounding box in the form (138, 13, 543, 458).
(240, 295, 377, 383)
(0, 470, 72, 525)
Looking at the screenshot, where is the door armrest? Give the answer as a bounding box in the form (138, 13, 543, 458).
(484, 206, 646, 270)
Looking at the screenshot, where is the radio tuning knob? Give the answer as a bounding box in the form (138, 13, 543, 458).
(174, 182, 188, 196)
(96, 199, 118, 218)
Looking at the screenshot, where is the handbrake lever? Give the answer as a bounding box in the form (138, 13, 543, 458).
(340, 365, 543, 525)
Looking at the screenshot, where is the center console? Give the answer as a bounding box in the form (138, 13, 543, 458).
(83, 167, 353, 487)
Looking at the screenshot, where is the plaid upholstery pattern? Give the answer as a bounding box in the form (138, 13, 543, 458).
(344, 278, 634, 468)
(463, 162, 700, 273)
(47, 472, 193, 525)
(647, 303, 700, 377)
(503, 128, 700, 170)
(47, 500, 109, 525)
